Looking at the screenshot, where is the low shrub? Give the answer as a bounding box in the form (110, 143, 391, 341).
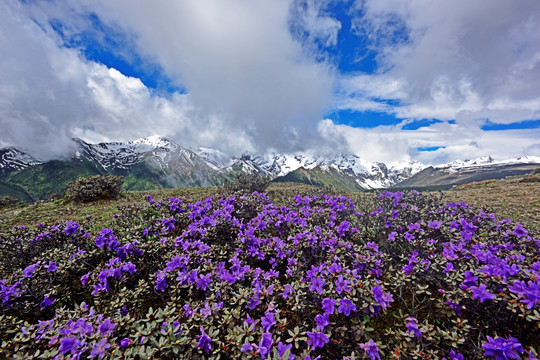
(0, 196, 19, 208)
(0, 190, 539, 359)
(223, 173, 271, 194)
(65, 175, 124, 202)
(519, 176, 540, 183)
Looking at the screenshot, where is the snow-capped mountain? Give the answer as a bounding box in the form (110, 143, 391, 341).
(2, 136, 539, 201)
(73, 136, 228, 188)
(74, 135, 182, 170)
(193, 147, 236, 169)
(440, 155, 540, 171)
(193, 150, 427, 190)
(398, 155, 540, 189)
(0, 147, 41, 172)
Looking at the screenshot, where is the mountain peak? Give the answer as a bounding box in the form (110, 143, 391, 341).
(0, 147, 41, 171)
(132, 135, 175, 149)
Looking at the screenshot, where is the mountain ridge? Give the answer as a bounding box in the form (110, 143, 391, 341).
(1, 136, 540, 201)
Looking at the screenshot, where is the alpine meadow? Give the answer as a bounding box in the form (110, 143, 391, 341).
(2, 1, 540, 359)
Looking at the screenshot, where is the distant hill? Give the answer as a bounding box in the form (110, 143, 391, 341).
(394, 162, 540, 190)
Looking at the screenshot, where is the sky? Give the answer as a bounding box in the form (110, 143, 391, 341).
(1, 0, 540, 165)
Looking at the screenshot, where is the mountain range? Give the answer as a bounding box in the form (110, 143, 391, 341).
(1, 136, 539, 201)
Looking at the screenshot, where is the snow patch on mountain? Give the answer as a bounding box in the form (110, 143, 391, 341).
(223, 152, 427, 189)
(193, 147, 235, 169)
(438, 155, 540, 172)
(0, 147, 41, 171)
(74, 136, 182, 170)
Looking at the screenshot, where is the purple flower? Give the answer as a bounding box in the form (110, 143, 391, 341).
(509, 280, 540, 309)
(336, 221, 350, 237)
(244, 314, 258, 329)
(259, 332, 273, 359)
(282, 284, 294, 299)
(23, 263, 39, 278)
(119, 338, 132, 348)
(81, 272, 91, 286)
(322, 298, 336, 315)
(445, 349, 465, 360)
(482, 336, 524, 359)
(155, 270, 168, 292)
(443, 262, 455, 273)
(198, 327, 212, 354)
(307, 330, 329, 350)
(404, 232, 415, 241)
(261, 312, 276, 332)
(241, 342, 254, 353)
(315, 313, 329, 331)
(338, 298, 357, 316)
(277, 341, 294, 359)
(462, 270, 478, 288)
(406, 317, 422, 338)
(335, 275, 351, 294)
(90, 338, 111, 359)
(359, 339, 381, 360)
(59, 336, 80, 354)
(196, 273, 212, 291)
(310, 276, 326, 295)
(513, 223, 529, 238)
(94, 228, 119, 250)
(121, 262, 137, 275)
(428, 220, 443, 229)
(40, 296, 55, 309)
(46, 261, 57, 272)
(98, 318, 116, 336)
(372, 285, 394, 309)
(63, 220, 80, 235)
(471, 284, 496, 302)
(200, 302, 212, 319)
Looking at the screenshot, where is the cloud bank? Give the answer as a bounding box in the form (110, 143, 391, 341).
(1, 0, 539, 164)
(329, 0, 540, 163)
(1, 0, 342, 159)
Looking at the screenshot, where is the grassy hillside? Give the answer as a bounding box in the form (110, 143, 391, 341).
(273, 166, 364, 192)
(0, 179, 35, 202)
(2, 159, 103, 200)
(397, 163, 540, 189)
(438, 175, 540, 233)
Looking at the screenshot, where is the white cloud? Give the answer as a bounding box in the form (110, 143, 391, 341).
(71, 0, 337, 154)
(0, 0, 199, 159)
(1, 0, 341, 158)
(318, 119, 540, 165)
(342, 0, 540, 123)
(289, 0, 343, 49)
(2, 0, 540, 164)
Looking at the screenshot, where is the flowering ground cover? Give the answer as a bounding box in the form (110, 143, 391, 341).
(1, 188, 539, 359)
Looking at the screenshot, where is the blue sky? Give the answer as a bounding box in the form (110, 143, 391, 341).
(1, 0, 540, 164)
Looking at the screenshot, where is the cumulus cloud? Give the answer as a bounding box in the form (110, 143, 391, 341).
(0, 0, 197, 159)
(1, 0, 344, 159)
(2, 0, 540, 164)
(318, 119, 540, 165)
(343, 0, 540, 124)
(70, 0, 340, 154)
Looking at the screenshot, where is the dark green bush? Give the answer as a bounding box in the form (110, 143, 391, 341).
(0, 196, 20, 208)
(65, 175, 124, 202)
(223, 173, 271, 194)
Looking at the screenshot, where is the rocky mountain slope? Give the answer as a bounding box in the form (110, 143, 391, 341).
(396, 156, 540, 190)
(2, 136, 539, 201)
(0, 147, 41, 174)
